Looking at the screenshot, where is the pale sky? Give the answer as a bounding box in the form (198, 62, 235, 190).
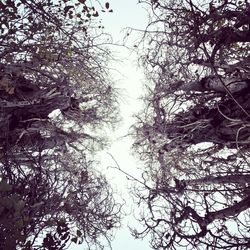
(99, 1, 152, 249)
(71, 1, 153, 250)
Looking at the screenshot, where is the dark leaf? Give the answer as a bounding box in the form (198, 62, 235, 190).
(71, 237, 77, 243)
(76, 230, 82, 237)
(92, 11, 99, 17)
(105, 2, 110, 9)
(27, 15, 33, 22)
(61, 232, 69, 240)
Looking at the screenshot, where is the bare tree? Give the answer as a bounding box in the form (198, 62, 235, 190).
(131, 0, 250, 249)
(0, 0, 121, 249)
(0, 147, 121, 249)
(0, 0, 118, 152)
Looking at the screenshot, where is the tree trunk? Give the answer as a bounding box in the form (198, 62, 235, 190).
(206, 195, 250, 222)
(186, 174, 250, 186)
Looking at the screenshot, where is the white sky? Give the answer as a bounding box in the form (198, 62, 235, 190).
(70, 1, 153, 250)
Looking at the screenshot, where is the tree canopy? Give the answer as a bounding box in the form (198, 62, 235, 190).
(132, 0, 250, 249)
(0, 0, 121, 249)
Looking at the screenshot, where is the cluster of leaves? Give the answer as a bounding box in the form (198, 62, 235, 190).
(0, 0, 121, 249)
(0, 0, 113, 33)
(132, 0, 250, 249)
(137, 0, 250, 82)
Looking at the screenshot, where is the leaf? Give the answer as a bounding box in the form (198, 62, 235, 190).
(71, 237, 77, 243)
(92, 11, 99, 17)
(78, 0, 86, 3)
(27, 15, 33, 22)
(57, 219, 67, 227)
(61, 232, 69, 240)
(76, 230, 82, 237)
(105, 2, 109, 9)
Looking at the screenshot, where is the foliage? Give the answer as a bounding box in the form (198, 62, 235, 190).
(137, 0, 250, 82)
(132, 0, 250, 249)
(0, 0, 121, 249)
(0, 149, 121, 249)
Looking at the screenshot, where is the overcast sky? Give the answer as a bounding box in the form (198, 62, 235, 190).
(100, 1, 152, 249)
(71, 1, 153, 250)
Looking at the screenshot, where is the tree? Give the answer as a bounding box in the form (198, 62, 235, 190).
(0, 0, 121, 249)
(132, 0, 250, 249)
(0, 0, 118, 151)
(0, 149, 121, 249)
